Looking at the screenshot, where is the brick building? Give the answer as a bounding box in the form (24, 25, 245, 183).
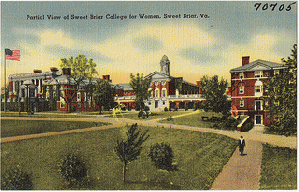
(230, 56, 286, 126)
(114, 55, 204, 111)
(7, 67, 102, 112)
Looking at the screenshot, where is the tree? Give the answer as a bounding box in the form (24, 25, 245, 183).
(93, 79, 114, 114)
(114, 123, 149, 182)
(264, 44, 297, 136)
(58, 55, 98, 113)
(200, 75, 231, 115)
(129, 73, 151, 110)
(149, 142, 177, 171)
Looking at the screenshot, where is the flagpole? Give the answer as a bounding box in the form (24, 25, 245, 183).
(4, 50, 7, 113)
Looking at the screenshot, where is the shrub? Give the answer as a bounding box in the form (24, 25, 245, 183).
(164, 107, 169, 112)
(1, 166, 32, 190)
(241, 118, 254, 132)
(138, 110, 146, 119)
(149, 143, 177, 171)
(215, 116, 239, 131)
(173, 106, 178, 111)
(184, 104, 188, 111)
(58, 154, 87, 185)
(144, 105, 150, 112)
(166, 116, 172, 121)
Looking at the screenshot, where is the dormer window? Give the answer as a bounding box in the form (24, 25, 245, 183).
(255, 71, 262, 78)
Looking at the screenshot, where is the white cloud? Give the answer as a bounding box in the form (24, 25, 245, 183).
(93, 22, 217, 76)
(39, 30, 74, 48)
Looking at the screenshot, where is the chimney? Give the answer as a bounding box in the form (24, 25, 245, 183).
(242, 56, 250, 66)
(50, 67, 59, 72)
(196, 80, 201, 94)
(102, 75, 110, 81)
(34, 69, 42, 73)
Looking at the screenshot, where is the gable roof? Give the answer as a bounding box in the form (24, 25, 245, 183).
(230, 59, 286, 73)
(144, 71, 173, 80)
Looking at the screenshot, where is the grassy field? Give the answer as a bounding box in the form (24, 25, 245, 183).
(1, 110, 193, 120)
(106, 110, 194, 120)
(159, 110, 221, 128)
(1, 111, 99, 118)
(259, 144, 297, 190)
(1, 125, 237, 190)
(1, 119, 109, 138)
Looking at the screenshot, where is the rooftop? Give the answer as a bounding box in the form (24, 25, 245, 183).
(230, 59, 286, 73)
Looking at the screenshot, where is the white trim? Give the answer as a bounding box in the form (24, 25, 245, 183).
(255, 100, 263, 111)
(231, 96, 261, 99)
(254, 114, 263, 125)
(231, 77, 268, 81)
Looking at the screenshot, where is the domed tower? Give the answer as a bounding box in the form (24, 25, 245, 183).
(160, 55, 170, 76)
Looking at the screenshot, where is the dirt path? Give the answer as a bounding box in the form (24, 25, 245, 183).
(211, 140, 263, 190)
(1, 115, 296, 149)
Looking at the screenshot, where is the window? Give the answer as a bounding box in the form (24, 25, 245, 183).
(155, 88, 159, 98)
(84, 92, 87, 101)
(239, 86, 244, 94)
(255, 85, 261, 93)
(77, 92, 81, 101)
(274, 70, 280, 75)
(60, 101, 66, 108)
(240, 100, 244, 107)
(149, 90, 153, 97)
(162, 88, 167, 97)
(239, 72, 244, 79)
(255, 100, 263, 111)
(255, 71, 262, 78)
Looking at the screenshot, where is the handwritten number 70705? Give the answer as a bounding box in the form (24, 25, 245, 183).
(255, 2, 296, 11)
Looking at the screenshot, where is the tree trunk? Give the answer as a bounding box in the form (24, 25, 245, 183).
(67, 101, 71, 113)
(123, 164, 127, 182)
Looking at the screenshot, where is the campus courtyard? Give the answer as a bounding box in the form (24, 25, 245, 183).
(1, 110, 297, 190)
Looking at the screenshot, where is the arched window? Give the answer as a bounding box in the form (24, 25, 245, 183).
(155, 88, 159, 98)
(162, 88, 167, 97)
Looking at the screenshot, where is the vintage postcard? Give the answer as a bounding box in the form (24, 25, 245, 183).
(1, 1, 297, 190)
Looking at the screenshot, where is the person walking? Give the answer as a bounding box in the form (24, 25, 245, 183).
(238, 136, 246, 156)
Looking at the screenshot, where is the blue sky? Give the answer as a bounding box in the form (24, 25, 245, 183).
(1, 1, 297, 85)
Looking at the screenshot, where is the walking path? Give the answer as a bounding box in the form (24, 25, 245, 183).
(211, 140, 263, 190)
(1, 114, 297, 190)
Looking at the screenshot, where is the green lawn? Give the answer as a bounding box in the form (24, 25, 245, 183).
(1, 119, 109, 138)
(259, 144, 297, 190)
(104, 110, 194, 120)
(1, 111, 98, 118)
(159, 110, 220, 128)
(1, 125, 237, 190)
